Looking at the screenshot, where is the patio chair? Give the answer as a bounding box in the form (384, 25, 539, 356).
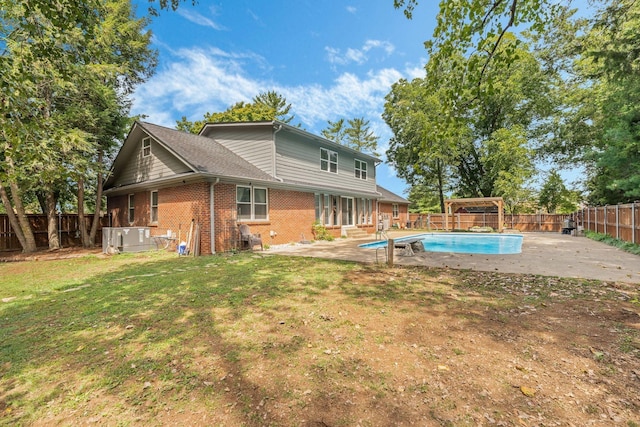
(238, 224, 263, 251)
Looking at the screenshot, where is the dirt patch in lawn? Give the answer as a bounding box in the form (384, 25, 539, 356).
(1, 254, 639, 426)
(0, 247, 104, 263)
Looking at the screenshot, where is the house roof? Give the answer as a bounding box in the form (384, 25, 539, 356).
(105, 121, 278, 190)
(376, 185, 409, 204)
(105, 121, 401, 201)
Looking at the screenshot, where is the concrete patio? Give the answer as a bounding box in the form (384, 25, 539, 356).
(267, 231, 640, 284)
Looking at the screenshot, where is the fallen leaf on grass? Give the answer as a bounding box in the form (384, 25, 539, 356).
(520, 385, 536, 397)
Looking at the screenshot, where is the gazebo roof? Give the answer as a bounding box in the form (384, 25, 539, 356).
(443, 197, 504, 231)
(444, 197, 504, 208)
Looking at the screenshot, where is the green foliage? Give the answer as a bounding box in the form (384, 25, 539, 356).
(538, 170, 579, 213)
(1, 0, 157, 251)
(321, 119, 346, 144)
(384, 35, 549, 211)
(253, 91, 295, 124)
(383, 76, 460, 212)
(321, 117, 380, 156)
(585, 231, 640, 256)
(392, 1, 640, 206)
(407, 179, 444, 213)
(176, 91, 294, 134)
(311, 221, 334, 241)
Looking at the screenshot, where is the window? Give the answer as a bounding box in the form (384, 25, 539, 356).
(237, 186, 268, 221)
(128, 194, 135, 223)
(323, 194, 331, 226)
(355, 159, 367, 180)
(392, 203, 399, 218)
(150, 191, 158, 223)
(357, 198, 373, 224)
(142, 137, 151, 157)
(315, 194, 321, 221)
(320, 148, 338, 173)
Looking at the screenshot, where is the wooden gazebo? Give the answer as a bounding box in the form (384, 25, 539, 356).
(444, 197, 504, 232)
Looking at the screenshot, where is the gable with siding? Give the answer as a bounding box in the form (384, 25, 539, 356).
(199, 123, 275, 175)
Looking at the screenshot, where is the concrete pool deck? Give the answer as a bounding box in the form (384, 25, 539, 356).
(267, 231, 640, 284)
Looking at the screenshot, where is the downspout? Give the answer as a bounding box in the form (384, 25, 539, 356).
(210, 178, 219, 254)
(272, 123, 284, 182)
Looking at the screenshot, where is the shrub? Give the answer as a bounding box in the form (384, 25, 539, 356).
(311, 221, 334, 241)
(585, 231, 640, 255)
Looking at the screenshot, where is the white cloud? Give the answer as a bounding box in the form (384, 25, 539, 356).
(325, 39, 395, 66)
(177, 9, 226, 31)
(132, 47, 263, 126)
(346, 6, 357, 14)
(132, 47, 404, 135)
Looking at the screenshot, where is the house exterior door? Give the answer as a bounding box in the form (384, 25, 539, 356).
(341, 197, 354, 226)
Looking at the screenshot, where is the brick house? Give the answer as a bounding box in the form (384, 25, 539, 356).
(104, 121, 408, 254)
(376, 185, 411, 229)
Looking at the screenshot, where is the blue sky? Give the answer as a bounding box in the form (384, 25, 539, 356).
(130, 1, 441, 197)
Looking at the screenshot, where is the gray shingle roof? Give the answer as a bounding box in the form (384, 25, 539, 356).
(139, 121, 278, 183)
(376, 185, 409, 204)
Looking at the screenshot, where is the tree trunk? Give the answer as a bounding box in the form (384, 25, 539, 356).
(0, 182, 30, 251)
(87, 150, 104, 247)
(36, 192, 47, 214)
(45, 186, 60, 250)
(7, 178, 37, 253)
(436, 159, 446, 213)
(77, 176, 91, 247)
(1, 143, 37, 252)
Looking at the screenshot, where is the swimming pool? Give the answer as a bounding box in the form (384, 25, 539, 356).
(358, 233, 523, 255)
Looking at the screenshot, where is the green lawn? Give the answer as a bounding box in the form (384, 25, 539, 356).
(1, 250, 638, 426)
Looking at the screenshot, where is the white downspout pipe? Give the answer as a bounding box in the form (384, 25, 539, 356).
(210, 178, 219, 254)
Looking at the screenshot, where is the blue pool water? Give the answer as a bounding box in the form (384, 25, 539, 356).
(358, 233, 523, 255)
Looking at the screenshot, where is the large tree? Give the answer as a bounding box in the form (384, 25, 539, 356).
(539, 169, 579, 213)
(253, 91, 295, 124)
(580, 0, 640, 204)
(393, 0, 640, 206)
(383, 76, 460, 213)
(0, 0, 169, 252)
(177, 91, 293, 134)
(384, 35, 549, 212)
(322, 118, 380, 157)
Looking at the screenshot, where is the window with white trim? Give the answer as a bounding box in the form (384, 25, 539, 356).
(392, 203, 399, 218)
(356, 198, 373, 224)
(323, 194, 331, 226)
(237, 185, 268, 221)
(128, 194, 135, 223)
(142, 137, 151, 157)
(315, 194, 321, 221)
(355, 159, 367, 180)
(320, 148, 338, 173)
(150, 191, 158, 223)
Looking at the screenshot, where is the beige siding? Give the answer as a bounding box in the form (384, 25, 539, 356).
(275, 131, 377, 194)
(201, 126, 274, 174)
(112, 137, 191, 187)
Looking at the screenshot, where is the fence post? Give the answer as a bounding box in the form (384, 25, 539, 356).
(633, 202, 636, 245)
(615, 204, 619, 239)
(387, 238, 394, 267)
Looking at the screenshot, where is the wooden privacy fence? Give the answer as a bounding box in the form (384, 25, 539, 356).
(408, 213, 575, 232)
(580, 203, 639, 245)
(0, 214, 109, 251)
